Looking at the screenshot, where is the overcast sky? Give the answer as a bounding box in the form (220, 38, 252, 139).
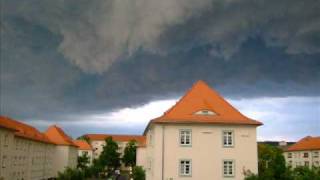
(1, 0, 319, 141)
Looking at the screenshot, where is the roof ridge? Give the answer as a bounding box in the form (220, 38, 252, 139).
(163, 80, 203, 116)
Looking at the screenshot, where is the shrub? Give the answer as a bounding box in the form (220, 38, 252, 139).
(57, 167, 85, 180)
(132, 166, 145, 180)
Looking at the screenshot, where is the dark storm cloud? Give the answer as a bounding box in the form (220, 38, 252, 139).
(1, 0, 320, 124)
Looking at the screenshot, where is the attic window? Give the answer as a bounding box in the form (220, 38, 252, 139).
(194, 110, 215, 115)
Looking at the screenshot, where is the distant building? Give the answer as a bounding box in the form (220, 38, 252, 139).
(83, 134, 145, 169)
(73, 140, 93, 166)
(283, 136, 320, 168)
(137, 80, 263, 180)
(0, 116, 78, 180)
(258, 141, 296, 151)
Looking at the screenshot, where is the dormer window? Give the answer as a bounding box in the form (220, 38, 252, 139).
(194, 110, 215, 115)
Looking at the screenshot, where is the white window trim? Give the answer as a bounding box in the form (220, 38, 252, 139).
(222, 130, 234, 147)
(223, 159, 235, 177)
(179, 159, 192, 177)
(179, 129, 192, 147)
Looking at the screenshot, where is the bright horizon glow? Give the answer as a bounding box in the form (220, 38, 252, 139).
(28, 96, 319, 142)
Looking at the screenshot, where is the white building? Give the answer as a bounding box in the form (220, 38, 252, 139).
(73, 140, 94, 166)
(283, 136, 320, 168)
(0, 116, 78, 180)
(45, 125, 79, 175)
(137, 80, 263, 180)
(83, 134, 145, 159)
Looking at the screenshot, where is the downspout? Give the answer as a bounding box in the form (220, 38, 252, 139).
(162, 125, 165, 180)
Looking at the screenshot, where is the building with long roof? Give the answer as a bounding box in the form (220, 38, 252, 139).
(283, 136, 320, 168)
(0, 116, 78, 180)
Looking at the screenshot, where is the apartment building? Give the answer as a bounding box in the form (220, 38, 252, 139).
(137, 80, 263, 180)
(0, 118, 18, 179)
(83, 134, 145, 170)
(83, 134, 145, 160)
(45, 125, 78, 175)
(283, 136, 320, 168)
(0, 116, 78, 180)
(73, 140, 93, 166)
(0, 116, 56, 180)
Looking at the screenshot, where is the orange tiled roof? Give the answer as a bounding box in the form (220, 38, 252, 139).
(149, 80, 262, 127)
(0, 116, 54, 144)
(285, 136, 320, 151)
(73, 140, 92, 150)
(45, 125, 78, 147)
(84, 134, 146, 146)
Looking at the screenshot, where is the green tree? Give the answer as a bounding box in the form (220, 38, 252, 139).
(57, 167, 85, 180)
(244, 143, 320, 180)
(77, 153, 90, 170)
(77, 135, 90, 143)
(122, 140, 137, 167)
(257, 144, 288, 180)
(99, 137, 121, 175)
(292, 166, 320, 180)
(132, 166, 145, 180)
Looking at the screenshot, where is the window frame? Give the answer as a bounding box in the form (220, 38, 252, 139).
(288, 152, 292, 158)
(179, 129, 192, 147)
(179, 159, 192, 177)
(223, 159, 235, 177)
(222, 130, 234, 147)
(303, 152, 309, 158)
(313, 151, 319, 158)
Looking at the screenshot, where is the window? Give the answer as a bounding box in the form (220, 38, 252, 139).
(223, 130, 234, 147)
(313, 151, 319, 158)
(180, 130, 192, 146)
(223, 160, 235, 177)
(2, 156, 6, 168)
(194, 110, 215, 115)
(305, 161, 309, 166)
(288, 153, 292, 158)
(4, 134, 9, 147)
(288, 161, 292, 166)
(180, 160, 192, 176)
(148, 130, 153, 146)
(303, 152, 309, 158)
(82, 151, 88, 156)
(314, 161, 319, 166)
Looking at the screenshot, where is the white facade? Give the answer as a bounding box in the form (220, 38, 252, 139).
(0, 127, 15, 179)
(0, 118, 79, 180)
(284, 150, 320, 168)
(52, 145, 78, 175)
(0, 127, 56, 180)
(137, 124, 258, 180)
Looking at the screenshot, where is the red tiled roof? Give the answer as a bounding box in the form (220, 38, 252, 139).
(45, 125, 78, 147)
(0, 116, 54, 144)
(285, 136, 320, 151)
(73, 140, 92, 150)
(84, 134, 146, 146)
(144, 80, 262, 134)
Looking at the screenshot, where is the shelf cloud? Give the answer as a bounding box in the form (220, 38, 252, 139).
(1, 0, 319, 139)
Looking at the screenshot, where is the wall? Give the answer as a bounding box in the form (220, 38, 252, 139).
(136, 147, 147, 168)
(284, 150, 320, 168)
(0, 128, 15, 179)
(0, 127, 57, 180)
(143, 124, 258, 180)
